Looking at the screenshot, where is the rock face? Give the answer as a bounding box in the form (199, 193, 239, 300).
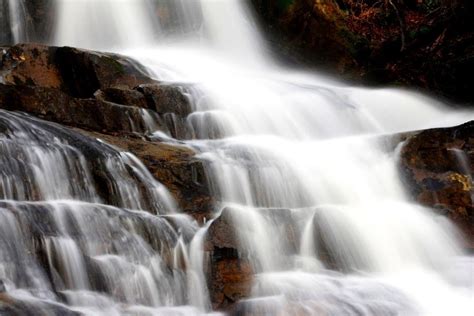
(1, 41, 473, 314)
(204, 207, 301, 311)
(1, 44, 154, 92)
(251, 0, 474, 104)
(0, 44, 213, 221)
(0, 44, 192, 137)
(204, 208, 254, 311)
(77, 130, 214, 221)
(400, 122, 474, 249)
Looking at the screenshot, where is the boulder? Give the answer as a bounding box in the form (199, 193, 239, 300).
(1, 44, 154, 98)
(0, 84, 150, 134)
(204, 208, 254, 311)
(0, 44, 195, 139)
(76, 129, 215, 222)
(137, 84, 192, 139)
(203, 207, 299, 311)
(400, 121, 474, 249)
(54, 46, 154, 98)
(0, 43, 213, 219)
(95, 87, 149, 109)
(1, 45, 63, 89)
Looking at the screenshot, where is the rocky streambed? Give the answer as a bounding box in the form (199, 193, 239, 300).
(0, 44, 472, 312)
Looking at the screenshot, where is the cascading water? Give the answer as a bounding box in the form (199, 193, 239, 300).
(0, 110, 211, 314)
(0, 0, 472, 315)
(4, 0, 28, 44)
(54, 0, 158, 50)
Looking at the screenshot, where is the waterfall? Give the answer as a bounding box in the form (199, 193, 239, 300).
(124, 1, 473, 315)
(54, 0, 266, 63)
(0, 111, 207, 314)
(54, 0, 158, 50)
(1, 0, 473, 315)
(5, 0, 28, 43)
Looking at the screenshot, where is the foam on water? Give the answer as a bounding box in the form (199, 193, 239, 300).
(0, 0, 472, 314)
(122, 1, 474, 314)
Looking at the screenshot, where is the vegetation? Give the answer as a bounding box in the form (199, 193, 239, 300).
(251, 0, 474, 104)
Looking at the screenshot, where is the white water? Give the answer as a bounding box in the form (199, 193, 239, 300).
(55, 0, 158, 50)
(123, 1, 473, 314)
(2, 0, 473, 315)
(7, 0, 28, 43)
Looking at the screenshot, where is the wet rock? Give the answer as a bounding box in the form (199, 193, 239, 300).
(205, 208, 253, 311)
(0, 84, 148, 134)
(75, 129, 215, 221)
(0, 44, 195, 139)
(95, 87, 149, 109)
(137, 84, 191, 117)
(0, 44, 154, 135)
(137, 83, 192, 139)
(203, 206, 307, 311)
(54, 46, 154, 98)
(0, 44, 154, 98)
(1, 45, 63, 89)
(212, 258, 253, 312)
(400, 121, 474, 249)
(0, 42, 214, 219)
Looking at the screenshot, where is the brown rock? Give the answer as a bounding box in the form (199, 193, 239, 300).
(0, 84, 149, 134)
(213, 258, 253, 310)
(54, 46, 154, 98)
(75, 129, 215, 222)
(137, 84, 191, 117)
(400, 121, 474, 249)
(94, 87, 149, 109)
(137, 84, 192, 139)
(1, 45, 62, 88)
(1, 44, 155, 98)
(0, 42, 212, 218)
(0, 44, 195, 139)
(203, 207, 300, 311)
(205, 208, 254, 311)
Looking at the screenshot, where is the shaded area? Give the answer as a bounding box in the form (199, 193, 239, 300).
(251, 0, 474, 104)
(400, 121, 474, 249)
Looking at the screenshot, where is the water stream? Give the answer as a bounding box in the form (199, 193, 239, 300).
(0, 0, 473, 315)
(6, 0, 28, 43)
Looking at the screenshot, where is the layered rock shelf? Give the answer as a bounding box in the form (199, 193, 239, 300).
(0, 43, 472, 313)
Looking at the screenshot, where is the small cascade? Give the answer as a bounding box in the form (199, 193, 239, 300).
(54, 0, 158, 50)
(0, 200, 199, 314)
(0, 110, 176, 214)
(0, 110, 212, 314)
(123, 1, 473, 314)
(0, 0, 473, 315)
